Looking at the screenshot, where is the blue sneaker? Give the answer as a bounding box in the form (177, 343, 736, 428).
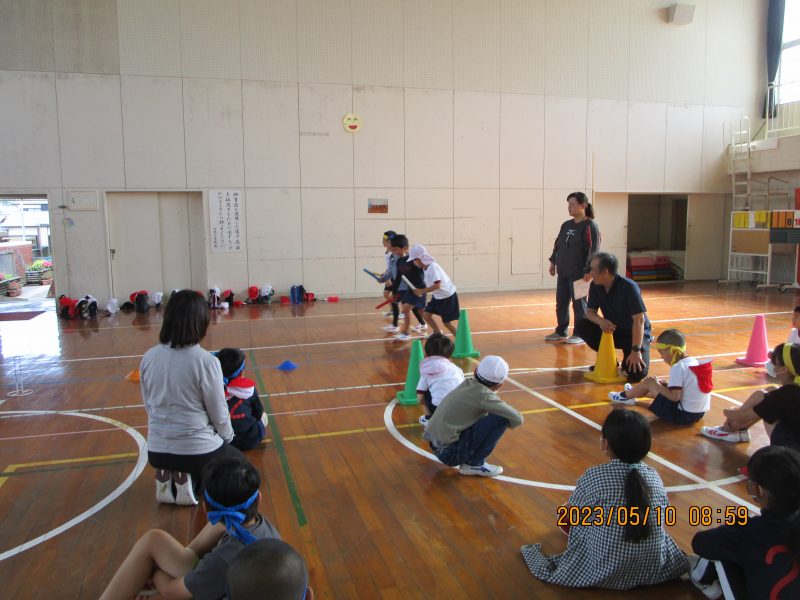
(458, 462, 503, 477)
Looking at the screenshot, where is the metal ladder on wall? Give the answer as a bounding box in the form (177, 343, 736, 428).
(722, 116, 792, 288)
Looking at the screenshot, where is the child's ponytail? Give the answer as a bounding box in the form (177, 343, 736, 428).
(623, 468, 651, 543)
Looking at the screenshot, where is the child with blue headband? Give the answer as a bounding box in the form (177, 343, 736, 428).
(100, 456, 280, 600)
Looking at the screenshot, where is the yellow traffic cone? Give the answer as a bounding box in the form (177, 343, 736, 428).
(584, 332, 627, 383)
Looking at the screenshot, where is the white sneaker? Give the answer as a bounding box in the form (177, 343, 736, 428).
(688, 556, 723, 599)
(393, 332, 410, 340)
(564, 336, 584, 344)
(608, 391, 636, 405)
(155, 469, 175, 504)
(382, 324, 398, 332)
(458, 462, 503, 477)
(398, 313, 405, 320)
(413, 323, 428, 333)
(173, 472, 199, 506)
(418, 415, 430, 427)
(701, 426, 750, 443)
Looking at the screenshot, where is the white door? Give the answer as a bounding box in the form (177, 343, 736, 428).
(511, 208, 542, 274)
(686, 194, 725, 280)
(158, 193, 193, 291)
(594, 192, 628, 263)
(107, 192, 164, 299)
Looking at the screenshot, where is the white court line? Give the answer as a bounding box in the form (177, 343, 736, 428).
(383, 400, 747, 495)
(8, 307, 790, 367)
(711, 392, 743, 407)
(499, 372, 758, 510)
(0, 410, 147, 562)
(0, 403, 146, 419)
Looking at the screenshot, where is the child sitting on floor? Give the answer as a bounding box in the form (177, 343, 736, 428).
(100, 455, 280, 600)
(416, 333, 465, 428)
(608, 328, 711, 425)
(216, 348, 268, 451)
(766, 305, 800, 377)
(521, 409, 687, 589)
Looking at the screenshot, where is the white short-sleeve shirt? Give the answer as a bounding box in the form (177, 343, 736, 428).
(668, 356, 711, 413)
(417, 360, 465, 407)
(423, 262, 456, 299)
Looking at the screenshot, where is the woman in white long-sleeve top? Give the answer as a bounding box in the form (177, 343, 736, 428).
(141, 289, 243, 506)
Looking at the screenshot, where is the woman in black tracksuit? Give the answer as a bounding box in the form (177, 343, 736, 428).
(546, 192, 600, 344)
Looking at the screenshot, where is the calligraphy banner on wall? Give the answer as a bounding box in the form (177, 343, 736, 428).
(209, 190, 242, 253)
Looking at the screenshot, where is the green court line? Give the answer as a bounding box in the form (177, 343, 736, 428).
(249, 351, 307, 528)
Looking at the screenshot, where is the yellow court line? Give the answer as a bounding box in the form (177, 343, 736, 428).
(279, 423, 416, 442)
(0, 452, 138, 490)
(713, 384, 769, 394)
(521, 400, 609, 415)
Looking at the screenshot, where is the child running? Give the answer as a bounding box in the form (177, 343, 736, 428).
(608, 328, 711, 425)
(390, 234, 427, 340)
(416, 333, 465, 427)
(377, 230, 403, 333)
(100, 455, 280, 600)
(215, 348, 268, 451)
(408, 244, 460, 336)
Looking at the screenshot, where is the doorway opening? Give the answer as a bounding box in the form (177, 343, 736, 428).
(0, 195, 52, 300)
(626, 195, 687, 282)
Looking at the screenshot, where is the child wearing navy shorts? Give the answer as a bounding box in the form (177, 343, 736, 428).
(390, 235, 427, 341)
(608, 328, 711, 425)
(408, 244, 460, 336)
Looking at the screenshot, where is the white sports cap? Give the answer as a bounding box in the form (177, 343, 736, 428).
(476, 355, 509, 384)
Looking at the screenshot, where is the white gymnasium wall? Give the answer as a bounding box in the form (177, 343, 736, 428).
(0, 0, 769, 302)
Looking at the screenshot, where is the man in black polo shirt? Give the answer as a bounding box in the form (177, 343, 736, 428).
(575, 252, 651, 382)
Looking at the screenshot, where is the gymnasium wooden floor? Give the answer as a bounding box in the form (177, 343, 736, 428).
(0, 282, 793, 599)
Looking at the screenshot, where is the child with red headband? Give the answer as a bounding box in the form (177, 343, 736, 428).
(100, 456, 280, 600)
(215, 348, 268, 451)
(608, 328, 712, 425)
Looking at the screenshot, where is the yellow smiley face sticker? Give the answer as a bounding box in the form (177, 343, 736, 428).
(342, 112, 361, 133)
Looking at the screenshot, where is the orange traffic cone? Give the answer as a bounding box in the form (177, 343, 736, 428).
(735, 314, 770, 367)
(584, 331, 627, 383)
(125, 368, 140, 382)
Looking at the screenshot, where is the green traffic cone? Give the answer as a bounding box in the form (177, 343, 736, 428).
(452, 308, 480, 359)
(396, 339, 423, 405)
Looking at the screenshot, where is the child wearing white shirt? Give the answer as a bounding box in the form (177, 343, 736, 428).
(416, 333, 465, 427)
(408, 244, 460, 336)
(608, 328, 711, 425)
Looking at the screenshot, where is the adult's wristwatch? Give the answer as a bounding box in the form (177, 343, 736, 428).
(630, 345, 642, 352)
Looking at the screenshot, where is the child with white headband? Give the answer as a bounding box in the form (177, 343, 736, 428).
(608, 328, 712, 425)
(100, 456, 280, 600)
(408, 244, 460, 337)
